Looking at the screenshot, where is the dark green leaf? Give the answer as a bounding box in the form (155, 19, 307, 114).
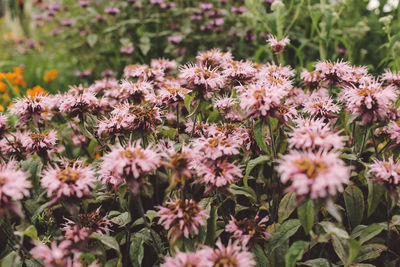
(297, 199, 314, 235)
(300, 258, 331, 267)
(346, 239, 361, 265)
(251, 245, 270, 267)
(367, 180, 385, 217)
(243, 155, 269, 187)
(355, 244, 386, 262)
(130, 237, 144, 267)
(358, 224, 384, 244)
(269, 219, 301, 253)
(344, 185, 365, 228)
(254, 119, 270, 153)
(278, 193, 297, 223)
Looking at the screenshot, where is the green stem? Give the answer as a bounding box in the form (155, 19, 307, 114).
(3, 78, 21, 98)
(267, 118, 277, 159)
(357, 125, 368, 161)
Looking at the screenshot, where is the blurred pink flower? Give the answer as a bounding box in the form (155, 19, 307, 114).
(266, 34, 290, 54)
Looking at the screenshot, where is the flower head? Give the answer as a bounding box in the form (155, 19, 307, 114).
(266, 34, 290, 54)
(369, 157, 400, 187)
(277, 150, 350, 199)
(41, 160, 95, 200)
(157, 198, 208, 239)
(207, 240, 256, 267)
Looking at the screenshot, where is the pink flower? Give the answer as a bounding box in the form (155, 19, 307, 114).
(0, 113, 9, 137)
(105, 7, 120, 15)
(22, 130, 57, 155)
(110, 80, 153, 102)
(214, 95, 237, 112)
(277, 150, 350, 199)
(225, 214, 271, 247)
(31, 240, 78, 267)
(266, 34, 290, 54)
(120, 46, 134, 55)
(300, 69, 322, 89)
(168, 35, 182, 45)
(238, 81, 289, 119)
(382, 121, 400, 145)
(192, 135, 241, 160)
(196, 159, 242, 192)
(0, 132, 28, 160)
(222, 60, 256, 83)
(100, 141, 160, 191)
(288, 117, 344, 151)
(151, 58, 177, 72)
(10, 93, 50, 124)
(41, 160, 96, 200)
(207, 239, 256, 267)
(59, 90, 101, 117)
(0, 160, 30, 208)
(158, 81, 191, 105)
(315, 60, 352, 85)
(369, 157, 400, 186)
(162, 250, 211, 267)
(196, 49, 233, 69)
(123, 64, 164, 83)
(179, 63, 225, 99)
(381, 69, 400, 88)
(303, 94, 340, 118)
(339, 80, 398, 124)
(157, 198, 208, 239)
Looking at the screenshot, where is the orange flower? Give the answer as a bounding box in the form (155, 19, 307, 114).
(0, 104, 4, 112)
(0, 82, 6, 92)
(27, 85, 47, 97)
(3, 93, 9, 103)
(13, 67, 24, 75)
(43, 69, 58, 82)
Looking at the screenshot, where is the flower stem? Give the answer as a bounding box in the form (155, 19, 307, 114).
(370, 128, 378, 156)
(357, 124, 368, 161)
(267, 118, 277, 159)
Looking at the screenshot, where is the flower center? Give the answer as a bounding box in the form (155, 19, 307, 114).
(293, 158, 326, 179)
(0, 176, 7, 186)
(57, 167, 80, 184)
(214, 256, 238, 267)
(122, 149, 145, 160)
(29, 133, 48, 142)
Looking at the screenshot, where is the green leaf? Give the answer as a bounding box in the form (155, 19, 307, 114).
(254, 119, 270, 153)
(278, 193, 297, 223)
(355, 244, 386, 262)
(243, 155, 269, 187)
(319, 222, 349, 239)
(139, 36, 151, 55)
(230, 185, 257, 203)
(331, 236, 348, 264)
(91, 233, 120, 254)
(285, 241, 308, 267)
(205, 205, 217, 246)
(344, 185, 365, 228)
(130, 237, 144, 267)
(358, 224, 384, 244)
(300, 258, 331, 267)
(110, 212, 131, 227)
(268, 219, 301, 253)
(22, 225, 38, 241)
(297, 199, 314, 235)
(367, 180, 385, 217)
(87, 34, 98, 47)
(326, 200, 342, 223)
(251, 245, 270, 267)
(346, 239, 361, 266)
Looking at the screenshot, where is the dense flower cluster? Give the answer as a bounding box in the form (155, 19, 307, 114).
(0, 47, 398, 266)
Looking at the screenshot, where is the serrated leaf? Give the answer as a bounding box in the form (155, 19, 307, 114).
(269, 219, 301, 253)
(285, 241, 308, 267)
(344, 185, 364, 228)
(358, 224, 384, 244)
(367, 180, 385, 217)
(278, 193, 297, 223)
(254, 119, 269, 153)
(243, 155, 269, 187)
(297, 199, 314, 235)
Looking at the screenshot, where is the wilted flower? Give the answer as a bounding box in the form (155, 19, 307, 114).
(226, 214, 270, 247)
(62, 207, 110, 243)
(157, 198, 208, 239)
